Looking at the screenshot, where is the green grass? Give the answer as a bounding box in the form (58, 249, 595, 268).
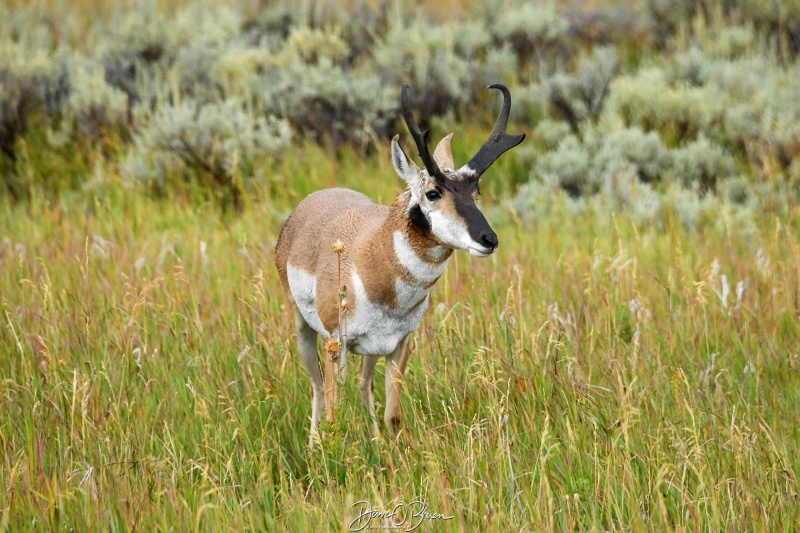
(1, 141, 800, 531)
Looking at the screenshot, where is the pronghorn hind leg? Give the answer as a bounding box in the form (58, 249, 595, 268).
(384, 336, 412, 433)
(294, 307, 324, 448)
(358, 355, 380, 437)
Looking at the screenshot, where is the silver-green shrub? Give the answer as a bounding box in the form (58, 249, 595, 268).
(286, 26, 350, 65)
(599, 166, 662, 224)
(595, 127, 669, 184)
(546, 47, 618, 135)
(1, 0, 797, 224)
(259, 56, 396, 145)
(0, 41, 69, 197)
(535, 125, 669, 196)
(492, 3, 569, 60)
(48, 59, 130, 144)
(481, 44, 520, 90)
(645, 0, 800, 59)
(374, 19, 473, 116)
(611, 68, 725, 143)
(104, 4, 172, 64)
(536, 134, 594, 197)
(123, 100, 291, 207)
(668, 135, 735, 191)
(530, 118, 573, 151)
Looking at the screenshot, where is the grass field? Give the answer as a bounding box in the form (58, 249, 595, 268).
(3, 0, 800, 529)
(1, 136, 800, 531)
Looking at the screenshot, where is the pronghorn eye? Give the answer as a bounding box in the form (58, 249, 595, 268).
(425, 190, 442, 201)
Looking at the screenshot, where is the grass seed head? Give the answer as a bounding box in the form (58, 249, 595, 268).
(324, 338, 340, 359)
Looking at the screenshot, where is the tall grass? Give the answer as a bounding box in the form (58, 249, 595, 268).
(2, 0, 800, 530)
(1, 140, 799, 530)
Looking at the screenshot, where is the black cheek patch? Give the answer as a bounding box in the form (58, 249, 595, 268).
(409, 204, 431, 234)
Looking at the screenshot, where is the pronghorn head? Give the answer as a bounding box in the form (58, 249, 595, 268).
(391, 84, 525, 257)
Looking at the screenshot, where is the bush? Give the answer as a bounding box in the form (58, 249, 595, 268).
(645, 0, 800, 59)
(599, 166, 662, 223)
(535, 125, 671, 198)
(123, 100, 291, 209)
(0, 44, 69, 198)
(546, 47, 618, 135)
(240, 4, 300, 43)
(510, 172, 589, 219)
(536, 134, 594, 197)
(668, 136, 735, 191)
(595, 127, 669, 183)
(529, 118, 573, 150)
(106, 4, 172, 64)
(373, 19, 473, 117)
(0, 0, 796, 220)
(286, 26, 350, 65)
(661, 184, 713, 231)
(719, 175, 756, 207)
(48, 59, 130, 144)
(665, 48, 800, 169)
(760, 84, 800, 169)
(481, 44, 520, 89)
(492, 3, 569, 61)
(259, 57, 396, 146)
(450, 21, 492, 59)
(611, 68, 725, 144)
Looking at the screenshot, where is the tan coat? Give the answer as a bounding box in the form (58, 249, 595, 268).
(275, 187, 451, 356)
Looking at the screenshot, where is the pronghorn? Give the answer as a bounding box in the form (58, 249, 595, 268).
(275, 83, 524, 446)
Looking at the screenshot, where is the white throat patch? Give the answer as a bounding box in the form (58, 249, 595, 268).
(392, 231, 449, 283)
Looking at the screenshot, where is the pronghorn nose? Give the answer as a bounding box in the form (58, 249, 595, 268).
(480, 231, 498, 250)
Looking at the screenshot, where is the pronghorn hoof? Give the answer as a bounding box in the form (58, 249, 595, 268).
(385, 416, 402, 434)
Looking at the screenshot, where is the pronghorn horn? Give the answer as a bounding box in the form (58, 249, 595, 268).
(433, 133, 455, 171)
(400, 84, 447, 184)
(463, 84, 526, 179)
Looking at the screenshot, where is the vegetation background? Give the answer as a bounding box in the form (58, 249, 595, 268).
(1, 0, 799, 530)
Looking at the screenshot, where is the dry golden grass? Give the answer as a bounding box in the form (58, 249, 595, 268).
(1, 138, 799, 530)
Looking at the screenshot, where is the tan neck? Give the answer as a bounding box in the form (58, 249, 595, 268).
(352, 193, 451, 310)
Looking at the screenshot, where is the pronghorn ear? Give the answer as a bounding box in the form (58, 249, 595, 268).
(433, 133, 455, 170)
(391, 134, 420, 185)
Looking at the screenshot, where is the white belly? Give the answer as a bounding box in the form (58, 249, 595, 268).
(286, 264, 329, 337)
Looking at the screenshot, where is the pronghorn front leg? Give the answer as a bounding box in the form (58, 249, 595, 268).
(294, 308, 325, 448)
(384, 335, 412, 433)
(359, 355, 380, 437)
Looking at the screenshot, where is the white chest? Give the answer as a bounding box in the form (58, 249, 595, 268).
(344, 233, 448, 356)
(345, 272, 431, 356)
(392, 231, 449, 282)
(286, 233, 449, 357)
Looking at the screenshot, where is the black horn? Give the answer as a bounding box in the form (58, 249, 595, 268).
(400, 84, 447, 184)
(464, 84, 525, 178)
